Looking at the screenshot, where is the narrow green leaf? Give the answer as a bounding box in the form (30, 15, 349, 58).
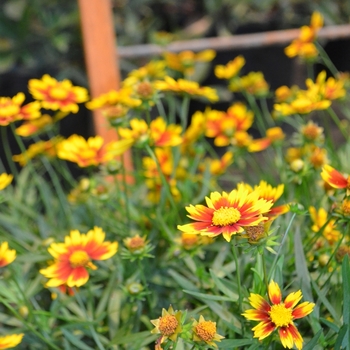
(334, 324, 348, 350)
(218, 339, 255, 348)
(183, 289, 233, 302)
(209, 269, 238, 301)
(303, 329, 323, 350)
(61, 329, 95, 350)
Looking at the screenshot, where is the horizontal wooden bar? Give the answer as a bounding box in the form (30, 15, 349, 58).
(117, 24, 350, 58)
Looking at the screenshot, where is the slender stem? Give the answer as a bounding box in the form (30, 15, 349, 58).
(137, 260, 153, 310)
(315, 41, 338, 77)
(244, 92, 266, 135)
(1, 126, 19, 177)
(179, 95, 190, 133)
(261, 252, 269, 292)
(327, 107, 348, 140)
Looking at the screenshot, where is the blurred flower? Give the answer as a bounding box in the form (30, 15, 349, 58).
(151, 305, 182, 342)
(242, 280, 315, 350)
(0, 174, 13, 191)
(215, 55, 245, 80)
(208, 151, 234, 176)
(300, 121, 324, 143)
(12, 137, 62, 166)
(309, 206, 341, 245)
(336, 244, 350, 263)
(124, 235, 147, 252)
(285, 11, 323, 60)
(248, 127, 285, 153)
(56, 134, 133, 167)
(154, 76, 219, 102)
(181, 110, 207, 149)
(40, 227, 118, 288)
(321, 164, 350, 195)
(177, 186, 273, 242)
(15, 114, 53, 137)
(205, 103, 254, 147)
(0, 242, 16, 267)
(163, 49, 216, 75)
(192, 315, 224, 348)
(341, 198, 350, 216)
(309, 146, 328, 169)
(0, 334, 24, 349)
(0, 93, 40, 126)
(28, 74, 89, 113)
(229, 71, 269, 96)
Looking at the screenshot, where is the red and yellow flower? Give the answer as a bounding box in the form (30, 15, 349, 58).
(242, 280, 315, 350)
(15, 114, 53, 137)
(40, 227, 118, 288)
(28, 74, 89, 113)
(0, 242, 16, 268)
(0, 334, 24, 349)
(56, 134, 133, 167)
(321, 164, 350, 195)
(177, 186, 273, 242)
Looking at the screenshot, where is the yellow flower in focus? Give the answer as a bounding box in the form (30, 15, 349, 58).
(229, 71, 269, 96)
(151, 305, 182, 342)
(154, 76, 219, 102)
(215, 55, 245, 80)
(40, 227, 118, 288)
(12, 137, 63, 166)
(0, 334, 24, 349)
(309, 206, 341, 245)
(15, 114, 53, 137)
(192, 315, 224, 348)
(242, 280, 315, 350)
(0, 173, 13, 190)
(56, 135, 133, 167)
(178, 186, 273, 242)
(0, 242, 16, 267)
(28, 74, 89, 113)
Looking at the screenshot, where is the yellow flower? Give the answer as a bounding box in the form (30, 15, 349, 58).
(123, 235, 147, 252)
(28, 74, 89, 113)
(229, 71, 269, 96)
(243, 280, 315, 350)
(154, 76, 219, 102)
(192, 315, 224, 348)
(151, 305, 182, 342)
(12, 137, 63, 166)
(215, 55, 245, 80)
(208, 151, 234, 176)
(300, 121, 324, 142)
(0, 173, 13, 191)
(0, 334, 24, 349)
(0, 242, 16, 267)
(40, 227, 118, 288)
(56, 135, 133, 167)
(15, 114, 53, 137)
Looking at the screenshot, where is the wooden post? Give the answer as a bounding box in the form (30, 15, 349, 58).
(78, 0, 133, 173)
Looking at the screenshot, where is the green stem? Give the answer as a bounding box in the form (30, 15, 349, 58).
(244, 92, 266, 135)
(315, 41, 339, 77)
(1, 126, 19, 177)
(261, 252, 269, 292)
(179, 95, 190, 133)
(137, 260, 153, 310)
(326, 107, 348, 141)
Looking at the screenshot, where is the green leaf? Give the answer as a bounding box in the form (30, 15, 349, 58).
(342, 254, 350, 349)
(334, 324, 348, 350)
(303, 329, 323, 350)
(218, 339, 255, 348)
(209, 269, 238, 301)
(183, 289, 233, 302)
(61, 329, 95, 350)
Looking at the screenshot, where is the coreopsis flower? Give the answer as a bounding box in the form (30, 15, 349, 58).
(123, 235, 147, 253)
(309, 206, 341, 245)
(0, 242, 16, 267)
(205, 103, 254, 147)
(215, 55, 245, 80)
(300, 121, 324, 143)
(151, 305, 182, 342)
(0, 93, 41, 126)
(177, 186, 273, 242)
(285, 11, 323, 60)
(15, 114, 53, 137)
(56, 134, 133, 167)
(192, 315, 224, 348)
(40, 227, 118, 288)
(309, 146, 328, 169)
(163, 49, 216, 76)
(229, 71, 269, 97)
(321, 164, 350, 196)
(0, 334, 24, 349)
(154, 76, 219, 102)
(12, 137, 63, 166)
(248, 127, 285, 153)
(0, 174, 13, 191)
(242, 280, 315, 350)
(181, 110, 207, 149)
(28, 74, 89, 113)
(208, 151, 234, 176)
(341, 198, 350, 217)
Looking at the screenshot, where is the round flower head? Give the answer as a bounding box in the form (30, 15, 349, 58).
(192, 315, 224, 348)
(242, 280, 315, 350)
(0, 242, 16, 268)
(40, 227, 118, 288)
(0, 334, 24, 349)
(28, 74, 89, 113)
(151, 305, 182, 342)
(0, 174, 13, 191)
(178, 186, 273, 242)
(321, 164, 350, 196)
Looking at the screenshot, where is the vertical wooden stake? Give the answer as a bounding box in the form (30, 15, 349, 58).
(78, 0, 133, 172)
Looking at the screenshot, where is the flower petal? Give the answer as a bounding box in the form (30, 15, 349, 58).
(268, 280, 282, 305)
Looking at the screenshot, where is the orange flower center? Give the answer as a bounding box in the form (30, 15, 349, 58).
(158, 315, 178, 336)
(212, 207, 241, 226)
(342, 199, 350, 216)
(50, 86, 69, 100)
(136, 82, 154, 98)
(195, 320, 217, 342)
(69, 250, 90, 268)
(127, 236, 145, 251)
(269, 303, 293, 327)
